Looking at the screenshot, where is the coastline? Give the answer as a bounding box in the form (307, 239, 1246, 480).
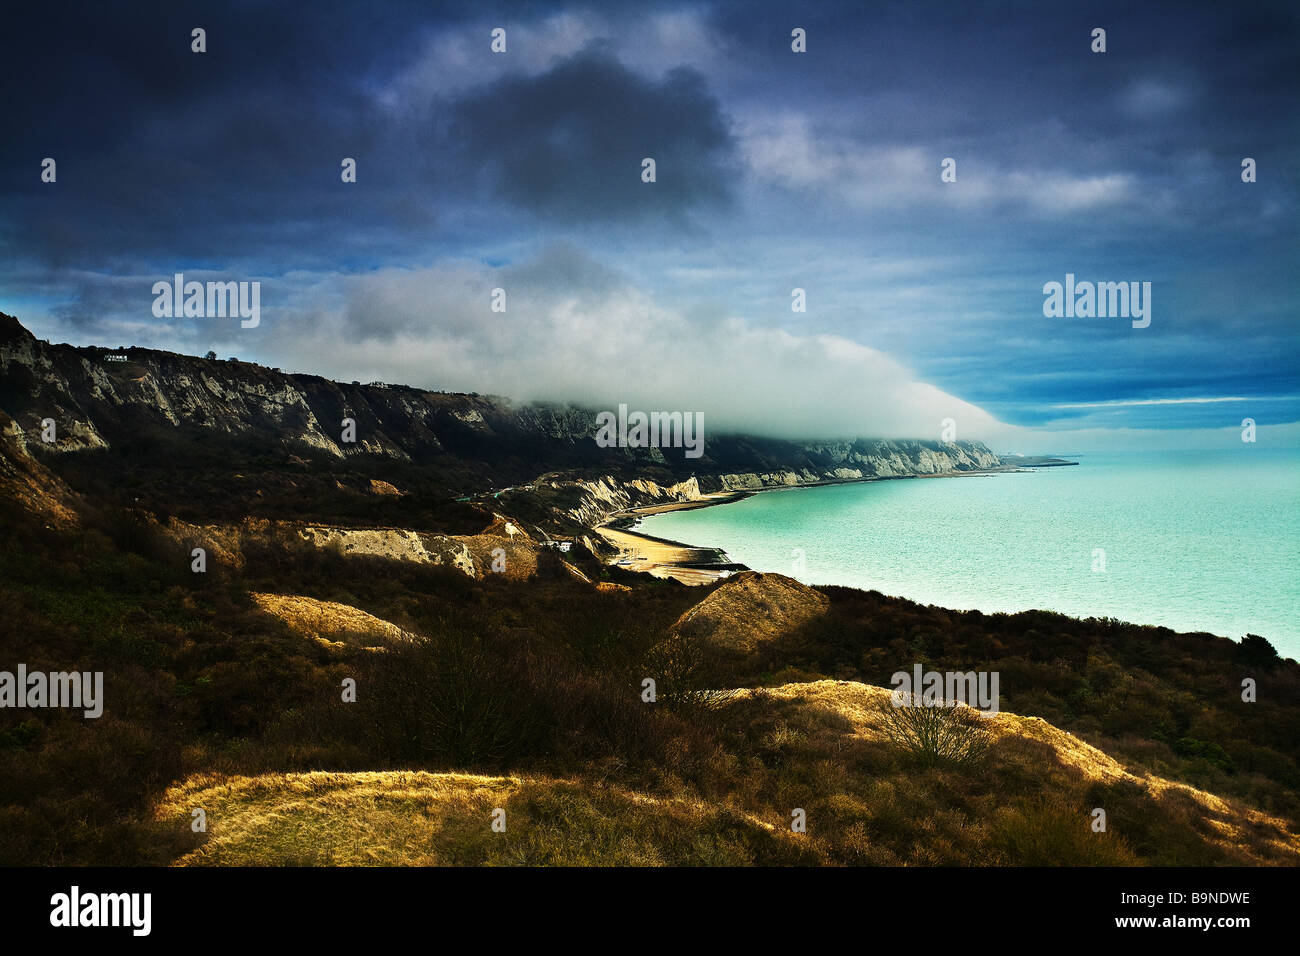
(593, 466, 1027, 584)
(593, 490, 749, 583)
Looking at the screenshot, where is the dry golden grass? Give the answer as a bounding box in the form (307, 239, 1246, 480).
(157, 771, 520, 865)
(724, 680, 1300, 865)
(250, 592, 420, 649)
(671, 572, 829, 653)
(158, 516, 270, 570)
(150, 679, 1300, 867)
(454, 533, 538, 579)
(154, 770, 803, 866)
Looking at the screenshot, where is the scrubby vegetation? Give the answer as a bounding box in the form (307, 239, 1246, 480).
(717, 585, 1300, 822)
(1, 491, 1298, 866)
(878, 698, 992, 768)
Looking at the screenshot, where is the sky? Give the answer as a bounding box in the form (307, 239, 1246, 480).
(1, 0, 1297, 453)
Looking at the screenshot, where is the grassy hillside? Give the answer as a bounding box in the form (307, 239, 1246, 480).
(152, 680, 1300, 867)
(2, 488, 1297, 866)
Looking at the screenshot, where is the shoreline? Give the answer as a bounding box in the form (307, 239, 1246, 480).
(593, 466, 1029, 584)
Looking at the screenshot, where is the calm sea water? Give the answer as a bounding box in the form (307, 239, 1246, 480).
(641, 450, 1300, 658)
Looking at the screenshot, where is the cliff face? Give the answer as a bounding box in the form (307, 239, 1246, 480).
(547, 437, 1000, 531)
(0, 311, 485, 461)
(0, 409, 80, 525)
(0, 313, 1001, 526)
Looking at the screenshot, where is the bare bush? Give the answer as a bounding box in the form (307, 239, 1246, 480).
(879, 696, 992, 767)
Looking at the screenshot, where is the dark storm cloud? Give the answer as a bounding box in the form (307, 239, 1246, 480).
(1, 5, 738, 281)
(0, 0, 454, 272)
(0, 0, 1296, 446)
(447, 49, 738, 223)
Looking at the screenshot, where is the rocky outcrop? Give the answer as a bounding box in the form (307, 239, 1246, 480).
(297, 524, 538, 579)
(0, 410, 80, 525)
(557, 476, 706, 527)
(156, 516, 539, 580)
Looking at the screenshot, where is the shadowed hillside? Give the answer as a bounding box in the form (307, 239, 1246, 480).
(2, 480, 1296, 865)
(2, 313, 1296, 868)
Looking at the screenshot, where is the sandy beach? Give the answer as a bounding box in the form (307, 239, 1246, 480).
(593, 469, 1029, 585)
(594, 491, 747, 584)
(593, 524, 739, 584)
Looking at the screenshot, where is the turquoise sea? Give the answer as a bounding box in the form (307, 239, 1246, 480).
(640, 450, 1300, 659)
